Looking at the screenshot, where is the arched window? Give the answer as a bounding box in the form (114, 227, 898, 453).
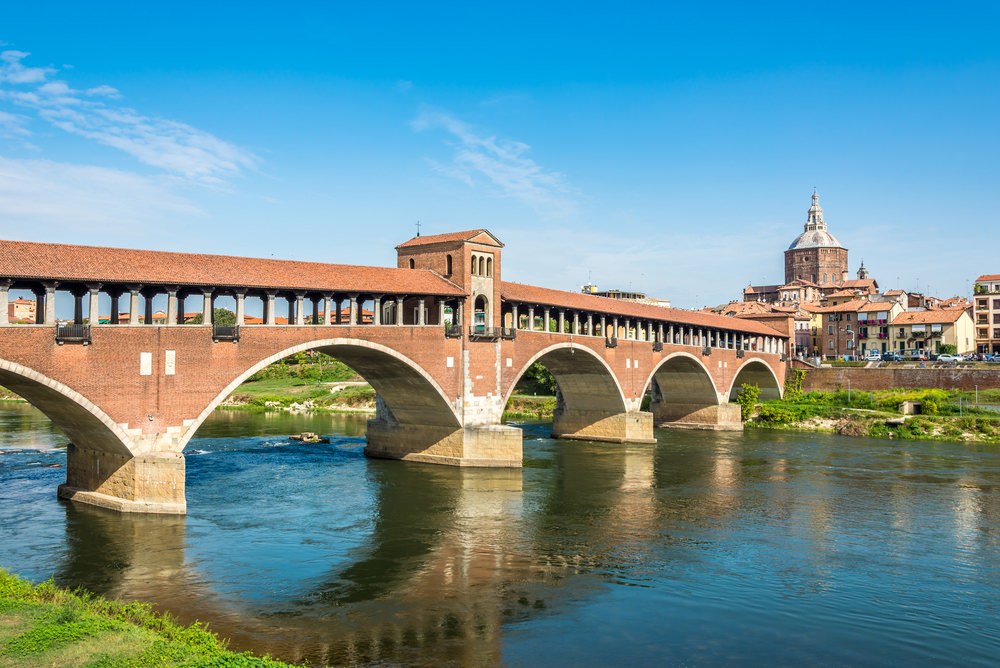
(445, 254, 453, 275)
(479, 256, 485, 276)
(473, 294, 489, 331)
(408, 258, 415, 269)
(471, 254, 478, 276)
(486, 257, 493, 277)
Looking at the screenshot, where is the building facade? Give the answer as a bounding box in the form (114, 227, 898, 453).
(974, 274, 1000, 354)
(784, 191, 849, 286)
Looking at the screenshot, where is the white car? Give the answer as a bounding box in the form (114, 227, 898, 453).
(937, 354, 960, 363)
(864, 351, 882, 361)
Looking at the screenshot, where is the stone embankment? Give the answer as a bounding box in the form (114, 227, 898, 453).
(800, 366, 1000, 392)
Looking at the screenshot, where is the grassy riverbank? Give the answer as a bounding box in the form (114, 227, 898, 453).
(0, 570, 296, 667)
(748, 387, 1000, 443)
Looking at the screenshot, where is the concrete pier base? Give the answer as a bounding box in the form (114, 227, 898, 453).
(58, 445, 187, 514)
(365, 419, 522, 467)
(552, 409, 656, 443)
(653, 402, 743, 431)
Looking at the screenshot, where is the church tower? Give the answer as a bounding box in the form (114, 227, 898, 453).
(784, 191, 848, 286)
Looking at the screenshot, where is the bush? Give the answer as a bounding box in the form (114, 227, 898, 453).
(736, 384, 760, 421)
(757, 405, 796, 425)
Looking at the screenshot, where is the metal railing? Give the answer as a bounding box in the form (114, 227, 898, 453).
(444, 323, 463, 338)
(55, 324, 91, 345)
(212, 324, 240, 343)
(500, 327, 517, 340)
(469, 326, 500, 341)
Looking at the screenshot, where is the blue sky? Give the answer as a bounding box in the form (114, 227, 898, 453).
(1, 2, 997, 308)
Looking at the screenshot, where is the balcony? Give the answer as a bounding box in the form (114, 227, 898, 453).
(469, 326, 500, 341)
(212, 324, 240, 343)
(500, 327, 517, 340)
(55, 324, 91, 345)
(444, 323, 463, 338)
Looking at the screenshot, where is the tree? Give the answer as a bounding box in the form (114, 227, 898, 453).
(187, 308, 236, 325)
(515, 362, 558, 396)
(938, 343, 957, 355)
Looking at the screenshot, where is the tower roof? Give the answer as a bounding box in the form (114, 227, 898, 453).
(787, 191, 844, 250)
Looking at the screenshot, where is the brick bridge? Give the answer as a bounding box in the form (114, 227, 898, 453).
(0, 230, 789, 513)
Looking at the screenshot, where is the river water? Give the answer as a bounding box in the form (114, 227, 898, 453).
(1, 402, 999, 666)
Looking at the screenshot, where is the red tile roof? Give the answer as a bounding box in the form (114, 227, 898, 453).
(976, 274, 1000, 282)
(0, 239, 464, 296)
(396, 229, 503, 249)
(813, 298, 870, 313)
(501, 281, 784, 336)
(893, 309, 967, 325)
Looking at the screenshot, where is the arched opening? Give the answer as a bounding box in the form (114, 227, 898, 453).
(478, 256, 485, 277)
(408, 259, 415, 269)
(645, 353, 728, 429)
(727, 359, 782, 402)
(445, 254, 453, 276)
(473, 295, 489, 331)
(505, 344, 634, 442)
(486, 257, 493, 277)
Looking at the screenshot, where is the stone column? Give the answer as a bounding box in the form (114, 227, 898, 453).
(512, 304, 519, 329)
(0, 279, 10, 326)
(334, 297, 343, 324)
(557, 309, 565, 334)
(587, 313, 593, 335)
(600, 315, 606, 337)
(528, 306, 535, 331)
(292, 292, 304, 325)
(264, 290, 277, 326)
(108, 290, 121, 325)
(322, 293, 333, 325)
(40, 282, 57, 325)
(72, 289, 84, 325)
(344, 294, 356, 325)
(143, 290, 155, 326)
(234, 290, 246, 326)
(573, 311, 580, 334)
(612, 317, 619, 339)
(86, 285, 101, 325)
(439, 298, 447, 326)
(201, 290, 213, 326)
(417, 298, 426, 325)
(543, 307, 551, 332)
(395, 296, 404, 326)
(373, 295, 382, 326)
(165, 287, 178, 326)
(128, 286, 142, 326)
(624, 319, 631, 339)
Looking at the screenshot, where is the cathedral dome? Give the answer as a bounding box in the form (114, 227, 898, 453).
(787, 228, 844, 250)
(787, 191, 845, 250)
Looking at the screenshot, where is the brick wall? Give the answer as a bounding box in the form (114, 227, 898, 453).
(800, 366, 1000, 392)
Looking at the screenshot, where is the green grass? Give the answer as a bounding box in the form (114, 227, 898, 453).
(503, 394, 556, 421)
(0, 570, 299, 667)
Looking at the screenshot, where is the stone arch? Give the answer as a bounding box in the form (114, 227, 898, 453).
(505, 343, 644, 442)
(727, 358, 783, 401)
(473, 295, 490, 328)
(179, 338, 461, 452)
(645, 352, 738, 430)
(0, 358, 136, 457)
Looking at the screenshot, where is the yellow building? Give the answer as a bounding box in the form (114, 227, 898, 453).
(890, 309, 975, 356)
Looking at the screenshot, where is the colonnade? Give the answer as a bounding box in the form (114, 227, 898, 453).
(0, 280, 463, 329)
(502, 301, 786, 356)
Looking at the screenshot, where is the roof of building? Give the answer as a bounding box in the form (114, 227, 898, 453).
(840, 278, 878, 291)
(883, 289, 905, 296)
(501, 281, 783, 336)
(396, 229, 503, 249)
(0, 239, 465, 296)
(787, 193, 845, 251)
(893, 309, 967, 325)
(813, 298, 871, 313)
(824, 289, 858, 298)
(976, 274, 1000, 282)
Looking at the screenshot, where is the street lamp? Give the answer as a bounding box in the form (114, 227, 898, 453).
(842, 327, 856, 360)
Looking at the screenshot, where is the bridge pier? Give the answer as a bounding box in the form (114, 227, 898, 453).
(365, 419, 522, 467)
(551, 408, 655, 444)
(58, 445, 186, 514)
(651, 402, 743, 431)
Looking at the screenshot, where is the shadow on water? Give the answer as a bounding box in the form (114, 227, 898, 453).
(3, 407, 1000, 666)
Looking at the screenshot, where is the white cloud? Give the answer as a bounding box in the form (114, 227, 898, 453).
(0, 50, 256, 185)
(412, 108, 577, 217)
(0, 156, 203, 235)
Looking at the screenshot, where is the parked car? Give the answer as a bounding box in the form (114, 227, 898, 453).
(882, 351, 903, 362)
(864, 350, 882, 361)
(937, 354, 961, 363)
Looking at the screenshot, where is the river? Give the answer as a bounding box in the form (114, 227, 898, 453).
(1, 402, 999, 666)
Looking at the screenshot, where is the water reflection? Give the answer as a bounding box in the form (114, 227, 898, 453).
(2, 407, 1000, 666)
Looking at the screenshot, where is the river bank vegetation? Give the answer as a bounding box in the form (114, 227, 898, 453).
(0, 570, 296, 667)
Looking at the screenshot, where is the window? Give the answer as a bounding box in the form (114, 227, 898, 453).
(994, 313, 1000, 324)
(408, 258, 415, 269)
(829, 340, 834, 349)
(846, 314, 852, 322)
(994, 299, 1000, 310)
(995, 329, 1000, 339)
(828, 325, 833, 335)
(898, 328, 904, 337)
(445, 254, 453, 275)
(486, 257, 493, 277)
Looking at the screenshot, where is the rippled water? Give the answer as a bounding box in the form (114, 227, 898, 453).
(2, 402, 999, 666)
